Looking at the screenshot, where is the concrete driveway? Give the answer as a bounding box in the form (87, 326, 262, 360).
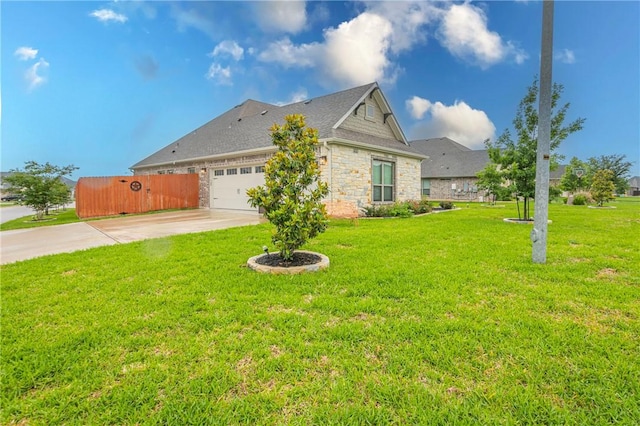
(0, 209, 263, 264)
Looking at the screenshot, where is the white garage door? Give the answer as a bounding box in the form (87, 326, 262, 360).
(210, 167, 264, 211)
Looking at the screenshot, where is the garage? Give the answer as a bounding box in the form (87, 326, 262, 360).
(210, 165, 264, 211)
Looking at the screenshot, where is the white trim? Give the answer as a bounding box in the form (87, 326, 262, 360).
(320, 137, 428, 160)
(132, 146, 276, 170)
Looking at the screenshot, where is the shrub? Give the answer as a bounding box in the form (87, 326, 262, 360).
(403, 199, 432, 215)
(439, 201, 454, 210)
(246, 114, 329, 260)
(572, 194, 588, 205)
(363, 200, 432, 218)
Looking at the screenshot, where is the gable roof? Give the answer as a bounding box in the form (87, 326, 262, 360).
(132, 83, 422, 169)
(628, 176, 640, 188)
(409, 138, 488, 178)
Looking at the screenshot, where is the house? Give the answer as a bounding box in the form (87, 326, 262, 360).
(131, 83, 426, 217)
(409, 137, 489, 200)
(628, 176, 640, 196)
(409, 137, 569, 200)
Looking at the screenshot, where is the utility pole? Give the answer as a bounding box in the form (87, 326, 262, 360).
(532, 0, 554, 264)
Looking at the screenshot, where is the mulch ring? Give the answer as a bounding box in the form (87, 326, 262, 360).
(255, 252, 321, 268)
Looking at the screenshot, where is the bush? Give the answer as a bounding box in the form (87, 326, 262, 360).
(572, 194, 588, 205)
(405, 199, 432, 215)
(363, 200, 432, 218)
(439, 201, 454, 210)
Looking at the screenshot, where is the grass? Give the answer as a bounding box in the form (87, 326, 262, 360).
(0, 208, 81, 231)
(2, 198, 639, 425)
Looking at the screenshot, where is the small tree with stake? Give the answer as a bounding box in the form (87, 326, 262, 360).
(247, 114, 329, 261)
(487, 77, 584, 220)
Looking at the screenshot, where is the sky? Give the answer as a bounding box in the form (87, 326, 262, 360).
(2, 1, 639, 180)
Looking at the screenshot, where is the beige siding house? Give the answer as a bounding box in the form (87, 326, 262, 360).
(131, 83, 426, 217)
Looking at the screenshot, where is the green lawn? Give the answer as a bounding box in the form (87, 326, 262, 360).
(2, 199, 639, 425)
(0, 208, 80, 231)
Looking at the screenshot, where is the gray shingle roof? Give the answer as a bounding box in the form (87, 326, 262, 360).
(132, 83, 422, 168)
(409, 138, 489, 178)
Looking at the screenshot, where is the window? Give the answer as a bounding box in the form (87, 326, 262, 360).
(240, 167, 252, 174)
(255, 166, 265, 173)
(214, 170, 224, 176)
(372, 160, 394, 202)
(167, 170, 174, 174)
(366, 104, 375, 120)
(157, 170, 165, 175)
(226, 168, 237, 175)
(187, 167, 196, 174)
(422, 179, 431, 197)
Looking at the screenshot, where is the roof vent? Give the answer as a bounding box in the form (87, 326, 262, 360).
(261, 110, 268, 115)
(304, 99, 312, 105)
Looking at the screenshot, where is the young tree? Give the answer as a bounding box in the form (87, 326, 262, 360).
(590, 169, 615, 206)
(559, 156, 589, 193)
(247, 114, 329, 261)
(4, 161, 77, 219)
(587, 154, 633, 194)
(487, 77, 585, 220)
(476, 162, 504, 205)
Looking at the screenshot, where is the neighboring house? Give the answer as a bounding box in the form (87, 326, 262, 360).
(409, 138, 569, 200)
(409, 138, 489, 200)
(628, 176, 640, 196)
(131, 83, 426, 217)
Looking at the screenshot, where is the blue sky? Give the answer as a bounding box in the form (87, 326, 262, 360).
(2, 1, 639, 179)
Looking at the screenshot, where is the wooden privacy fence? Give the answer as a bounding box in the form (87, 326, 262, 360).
(76, 174, 199, 218)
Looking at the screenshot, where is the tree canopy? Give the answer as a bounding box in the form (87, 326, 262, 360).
(486, 77, 585, 220)
(4, 161, 77, 219)
(587, 154, 633, 194)
(559, 157, 589, 193)
(590, 169, 616, 207)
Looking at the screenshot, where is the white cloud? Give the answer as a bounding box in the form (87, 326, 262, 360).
(258, 37, 319, 68)
(258, 12, 397, 88)
(254, 1, 307, 34)
(275, 88, 308, 106)
(205, 63, 232, 85)
(14, 46, 38, 61)
(210, 40, 244, 61)
(408, 96, 495, 149)
(322, 12, 396, 86)
(555, 48, 576, 64)
(25, 58, 50, 91)
(437, 3, 526, 68)
(406, 96, 432, 120)
(365, 1, 441, 54)
(90, 9, 128, 23)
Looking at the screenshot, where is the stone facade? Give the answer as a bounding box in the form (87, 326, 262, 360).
(322, 144, 421, 216)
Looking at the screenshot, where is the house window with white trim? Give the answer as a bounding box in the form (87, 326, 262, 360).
(240, 167, 252, 174)
(214, 170, 224, 176)
(226, 168, 237, 175)
(366, 104, 375, 120)
(372, 159, 394, 202)
(422, 179, 430, 197)
(187, 167, 196, 174)
(255, 166, 265, 173)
